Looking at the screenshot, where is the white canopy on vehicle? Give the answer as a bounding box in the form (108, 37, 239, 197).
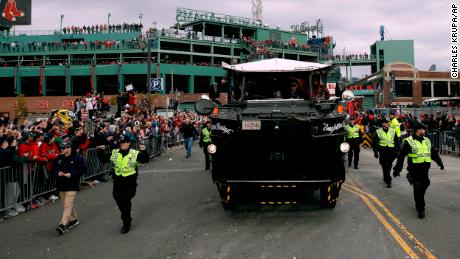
(222, 58, 331, 73)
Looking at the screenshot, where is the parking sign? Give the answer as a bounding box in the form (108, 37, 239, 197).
(150, 78, 164, 92)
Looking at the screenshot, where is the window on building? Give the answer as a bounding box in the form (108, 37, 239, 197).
(421, 81, 432, 97)
(394, 80, 413, 97)
(433, 81, 448, 97)
(450, 81, 460, 96)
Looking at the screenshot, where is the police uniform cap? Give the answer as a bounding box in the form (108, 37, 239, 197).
(380, 118, 389, 123)
(413, 123, 427, 131)
(119, 135, 131, 143)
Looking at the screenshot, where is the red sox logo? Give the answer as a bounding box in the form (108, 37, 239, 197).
(2, 0, 24, 22)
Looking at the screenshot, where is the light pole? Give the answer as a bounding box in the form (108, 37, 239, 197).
(60, 14, 64, 34)
(138, 13, 143, 24)
(108, 13, 111, 26)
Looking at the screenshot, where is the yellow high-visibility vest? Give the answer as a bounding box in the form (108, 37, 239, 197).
(346, 125, 360, 139)
(110, 149, 139, 177)
(405, 136, 432, 164)
(390, 117, 401, 137)
(377, 127, 396, 147)
(202, 128, 211, 143)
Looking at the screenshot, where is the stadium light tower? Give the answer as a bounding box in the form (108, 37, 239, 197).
(252, 0, 263, 21)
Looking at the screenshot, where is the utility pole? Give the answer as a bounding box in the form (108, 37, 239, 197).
(147, 36, 152, 92)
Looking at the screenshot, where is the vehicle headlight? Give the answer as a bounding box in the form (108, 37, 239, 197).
(207, 144, 217, 154)
(340, 142, 350, 153)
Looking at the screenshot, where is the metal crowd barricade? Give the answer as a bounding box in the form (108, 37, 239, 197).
(426, 130, 441, 151)
(0, 165, 32, 213)
(83, 146, 113, 180)
(440, 131, 459, 155)
(0, 136, 164, 215)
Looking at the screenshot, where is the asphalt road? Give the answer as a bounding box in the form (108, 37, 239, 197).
(1, 145, 459, 259)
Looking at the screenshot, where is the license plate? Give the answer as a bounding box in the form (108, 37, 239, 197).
(242, 120, 261, 130)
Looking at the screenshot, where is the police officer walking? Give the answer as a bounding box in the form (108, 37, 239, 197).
(200, 120, 212, 170)
(97, 136, 149, 233)
(373, 118, 400, 188)
(389, 110, 401, 139)
(393, 123, 444, 218)
(345, 117, 361, 169)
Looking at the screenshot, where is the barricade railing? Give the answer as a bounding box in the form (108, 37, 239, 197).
(440, 131, 459, 155)
(0, 136, 163, 215)
(83, 146, 112, 181)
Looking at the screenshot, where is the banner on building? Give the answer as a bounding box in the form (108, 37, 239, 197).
(326, 83, 336, 95)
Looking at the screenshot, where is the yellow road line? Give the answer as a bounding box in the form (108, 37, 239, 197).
(345, 183, 436, 259)
(343, 186, 420, 259)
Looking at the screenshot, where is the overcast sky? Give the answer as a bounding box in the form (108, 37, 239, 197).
(21, 0, 452, 76)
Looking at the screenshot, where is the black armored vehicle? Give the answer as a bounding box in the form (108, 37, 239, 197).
(195, 58, 354, 210)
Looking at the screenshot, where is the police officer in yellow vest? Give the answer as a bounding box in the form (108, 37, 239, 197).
(200, 120, 212, 170)
(393, 123, 444, 219)
(97, 136, 149, 233)
(389, 110, 401, 138)
(345, 117, 362, 169)
(373, 118, 400, 188)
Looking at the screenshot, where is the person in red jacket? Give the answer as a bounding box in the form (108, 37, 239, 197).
(39, 134, 60, 172)
(29, 134, 47, 163)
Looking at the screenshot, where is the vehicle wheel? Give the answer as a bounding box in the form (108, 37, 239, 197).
(320, 181, 341, 208)
(218, 181, 237, 210)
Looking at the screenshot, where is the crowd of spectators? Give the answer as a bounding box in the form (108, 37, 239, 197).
(0, 37, 143, 54)
(62, 23, 143, 35)
(353, 110, 460, 135)
(0, 90, 206, 221)
(325, 53, 370, 61)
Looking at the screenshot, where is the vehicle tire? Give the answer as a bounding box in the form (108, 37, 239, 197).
(218, 181, 237, 210)
(320, 181, 341, 208)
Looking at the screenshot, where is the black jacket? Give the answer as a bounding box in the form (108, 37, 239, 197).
(180, 123, 198, 139)
(394, 134, 443, 173)
(51, 153, 87, 191)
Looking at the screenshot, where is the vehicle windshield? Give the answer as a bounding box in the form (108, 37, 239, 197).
(231, 72, 329, 101)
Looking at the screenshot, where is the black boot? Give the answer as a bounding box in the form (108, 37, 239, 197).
(417, 210, 425, 219)
(121, 224, 131, 234)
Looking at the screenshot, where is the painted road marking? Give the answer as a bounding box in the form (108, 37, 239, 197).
(344, 183, 436, 259)
(343, 185, 420, 259)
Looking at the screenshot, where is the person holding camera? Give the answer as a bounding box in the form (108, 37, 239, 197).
(96, 136, 149, 234)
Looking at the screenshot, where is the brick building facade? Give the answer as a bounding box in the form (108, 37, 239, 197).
(377, 62, 460, 106)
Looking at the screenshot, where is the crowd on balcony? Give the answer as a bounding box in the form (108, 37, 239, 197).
(241, 36, 317, 54)
(62, 23, 143, 35)
(320, 53, 370, 61)
(0, 37, 144, 53)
